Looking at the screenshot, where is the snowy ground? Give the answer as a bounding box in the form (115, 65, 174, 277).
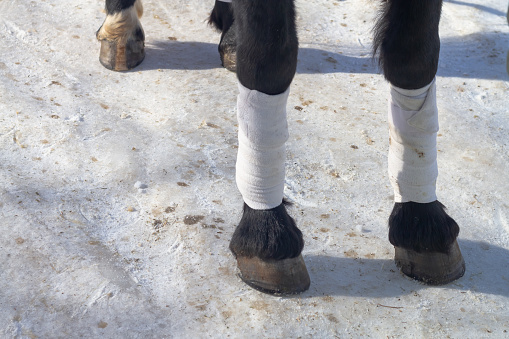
(1, 0, 508, 337)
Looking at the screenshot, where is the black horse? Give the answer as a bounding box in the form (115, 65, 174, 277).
(97, 0, 465, 295)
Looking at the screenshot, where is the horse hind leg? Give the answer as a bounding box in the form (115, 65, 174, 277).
(373, 0, 465, 285)
(97, 0, 145, 71)
(209, 0, 236, 71)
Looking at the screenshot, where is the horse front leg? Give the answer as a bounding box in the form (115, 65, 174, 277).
(97, 0, 145, 71)
(374, 0, 465, 284)
(228, 0, 310, 295)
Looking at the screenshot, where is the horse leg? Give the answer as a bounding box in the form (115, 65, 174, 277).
(97, 0, 145, 71)
(208, 0, 236, 71)
(374, 0, 465, 284)
(228, 0, 310, 294)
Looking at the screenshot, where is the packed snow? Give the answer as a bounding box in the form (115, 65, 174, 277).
(1, 0, 508, 337)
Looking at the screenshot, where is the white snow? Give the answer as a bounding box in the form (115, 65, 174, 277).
(1, 0, 508, 337)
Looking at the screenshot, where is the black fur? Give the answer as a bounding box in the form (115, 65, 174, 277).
(373, 0, 442, 89)
(208, 0, 234, 33)
(233, 0, 298, 95)
(388, 201, 460, 253)
(229, 201, 304, 260)
(106, 0, 136, 15)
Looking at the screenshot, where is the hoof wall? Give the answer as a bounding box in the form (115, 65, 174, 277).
(220, 50, 236, 72)
(395, 240, 465, 285)
(236, 255, 310, 295)
(99, 38, 145, 71)
(219, 23, 236, 72)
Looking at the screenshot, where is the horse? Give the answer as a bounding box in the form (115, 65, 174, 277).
(96, 0, 466, 295)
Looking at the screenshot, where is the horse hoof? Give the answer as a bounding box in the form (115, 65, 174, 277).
(220, 49, 236, 72)
(99, 38, 145, 71)
(395, 240, 465, 285)
(219, 22, 236, 72)
(236, 255, 310, 295)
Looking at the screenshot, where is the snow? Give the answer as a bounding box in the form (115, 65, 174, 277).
(1, 0, 508, 337)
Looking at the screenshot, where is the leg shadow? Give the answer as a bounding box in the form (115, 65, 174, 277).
(136, 40, 222, 71)
(289, 239, 509, 298)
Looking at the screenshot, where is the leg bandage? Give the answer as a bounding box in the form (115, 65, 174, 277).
(236, 83, 290, 210)
(388, 79, 438, 203)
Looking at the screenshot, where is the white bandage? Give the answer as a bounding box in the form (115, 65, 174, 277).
(236, 83, 290, 210)
(388, 79, 439, 203)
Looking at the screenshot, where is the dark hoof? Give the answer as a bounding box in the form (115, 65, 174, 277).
(99, 38, 145, 72)
(219, 22, 236, 72)
(236, 255, 310, 295)
(220, 49, 236, 72)
(395, 240, 465, 285)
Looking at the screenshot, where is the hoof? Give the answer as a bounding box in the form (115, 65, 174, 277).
(99, 38, 145, 71)
(220, 49, 236, 72)
(236, 255, 310, 295)
(395, 240, 465, 285)
(219, 22, 236, 72)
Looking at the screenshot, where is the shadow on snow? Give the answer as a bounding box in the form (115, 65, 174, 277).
(294, 239, 509, 299)
(445, 0, 508, 17)
(132, 31, 509, 81)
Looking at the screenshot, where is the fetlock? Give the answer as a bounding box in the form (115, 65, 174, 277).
(97, 0, 145, 71)
(229, 201, 304, 261)
(388, 201, 460, 253)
